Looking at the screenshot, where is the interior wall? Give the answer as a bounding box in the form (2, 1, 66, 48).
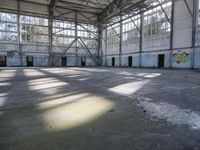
(102, 0, 200, 69)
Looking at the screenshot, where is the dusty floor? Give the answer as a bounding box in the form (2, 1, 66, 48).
(0, 67, 200, 150)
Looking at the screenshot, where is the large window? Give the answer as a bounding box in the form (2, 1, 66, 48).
(122, 15, 140, 52)
(107, 23, 120, 46)
(106, 17, 120, 54)
(143, 1, 172, 37)
(20, 15, 49, 43)
(53, 20, 75, 46)
(77, 23, 98, 49)
(53, 20, 98, 49)
(122, 15, 140, 42)
(0, 12, 18, 41)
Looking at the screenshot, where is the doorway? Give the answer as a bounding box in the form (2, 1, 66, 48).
(61, 57, 67, 66)
(81, 58, 86, 66)
(128, 56, 132, 67)
(158, 54, 165, 68)
(112, 57, 115, 66)
(0, 55, 7, 67)
(27, 56, 33, 67)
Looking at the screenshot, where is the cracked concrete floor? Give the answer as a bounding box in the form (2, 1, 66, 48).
(0, 67, 200, 150)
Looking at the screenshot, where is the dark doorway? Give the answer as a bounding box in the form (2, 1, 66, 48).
(27, 56, 33, 67)
(158, 54, 165, 68)
(112, 57, 115, 66)
(0, 56, 7, 67)
(61, 57, 67, 66)
(128, 56, 132, 67)
(81, 58, 86, 66)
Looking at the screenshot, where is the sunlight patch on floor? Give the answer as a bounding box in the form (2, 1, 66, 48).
(67, 75, 83, 78)
(0, 82, 10, 86)
(38, 93, 90, 108)
(24, 69, 46, 77)
(28, 78, 68, 91)
(78, 78, 89, 81)
(135, 73, 161, 78)
(0, 97, 6, 108)
(143, 73, 161, 78)
(0, 70, 16, 81)
(0, 93, 8, 109)
(27, 78, 57, 85)
(117, 71, 134, 76)
(108, 80, 149, 95)
(38, 94, 115, 131)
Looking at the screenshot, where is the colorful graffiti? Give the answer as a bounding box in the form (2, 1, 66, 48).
(173, 52, 190, 64)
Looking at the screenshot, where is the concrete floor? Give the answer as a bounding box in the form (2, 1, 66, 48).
(0, 67, 200, 150)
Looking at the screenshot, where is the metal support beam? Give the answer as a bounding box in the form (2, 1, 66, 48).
(127, 14, 141, 33)
(50, 0, 59, 11)
(63, 38, 77, 54)
(78, 11, 98, 25)
(102, 0, 172, 28)
(192, 0, 197, 68)
(97, 22, 102, 66)
(54, 10, 74, 18)
(139, 12, 143, 67)
(109, 23, 120, 38)
(169, 0, 175, 68)
(119, 9, 123, 67)
(105, 28, 108, 66)
(75, 11, 78, 66)
(77, 23, 98, 38)
(17, 0, 23, 66)
(49, 7, 53, 66)
(156, 0, 171, 23)
(49, 0, 59, 66)
(184, 0, 193, 17)
(53, 24, 75, 34)
(78, 37, 98, 64)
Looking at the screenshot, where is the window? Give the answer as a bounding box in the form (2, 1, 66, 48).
(53, 20, 75, 46)
(20, 15, 49, 43)
(143, 1, 172, 37)
(53, 20, 98, 49)
(107, 20, 120, 46)
(77, 23, 98, 48)
(122, 15, 140, 42)
(0, 12, 18, 42)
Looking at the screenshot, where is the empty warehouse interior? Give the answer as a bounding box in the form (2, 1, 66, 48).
(0, 0, 200, 150)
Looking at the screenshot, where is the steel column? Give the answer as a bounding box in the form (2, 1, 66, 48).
(17, 0, 22, 66)
(105, 28, 108, 66)
(49, 7, 53, 66)
(75, 11, 78, 66)
(139, 12, 143, 67)
(169, 0, 175, 68)
(119, 9, 122, 66)
(192, 0, 197, 68)
(97, 24, 102, 66)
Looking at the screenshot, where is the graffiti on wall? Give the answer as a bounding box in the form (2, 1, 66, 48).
(173, 52, 190, 64)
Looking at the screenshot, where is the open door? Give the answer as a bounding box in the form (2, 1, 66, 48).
(61, 57, 67, 66)
(0, 56, 7, 67)
(27, 56, 33, 67)
(158, 54, 165, 68)
(81, 58, 86, 66)
(112, 57, 115, 66)
(128, 56, 132, 67)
